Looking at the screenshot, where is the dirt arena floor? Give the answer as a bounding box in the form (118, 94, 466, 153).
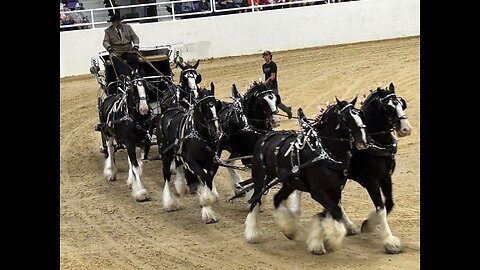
(60, 36, 420, 270)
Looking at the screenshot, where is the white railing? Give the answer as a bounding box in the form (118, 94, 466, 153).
(60, 0, 341, 30)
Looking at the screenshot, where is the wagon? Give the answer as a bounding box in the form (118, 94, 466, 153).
(90, 45, 176, 157)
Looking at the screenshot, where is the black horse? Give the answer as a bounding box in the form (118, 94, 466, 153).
(177, 59, 202, 100)
(100, 75, 152, 202)
(157, 60, 203, 114)
(244, 98, 368, 255)
(218, 83, 278, 195)
(157, 83, 224, 223)
(151, 60, 204, 161)
(339, 83, 412, 254)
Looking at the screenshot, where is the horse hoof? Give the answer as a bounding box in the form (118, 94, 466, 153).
(346, 227, 360, 236)
(361, 219, 375, 234)
(310, 249, 326, 255)
(384, 236, 403, 254)
(188, 184, 199, 194)
(245, 234, 260, 244)
(127, 179, 133, 189)
(164, 205, 180, 212)
(385, 246, 403, 254)
(234, 190, 246, 198)
(105, 174, 116, 181)
(308, 245, 327, 255)
(203, 218, 218, 224)
(283, 232, 297, 240)
(134, 190, 148, 202)
(136, 196, 149, 202)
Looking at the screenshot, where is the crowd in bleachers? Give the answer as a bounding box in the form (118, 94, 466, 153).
(60, 0, 359, 30)
(60, 1, 90, 31)
(168, 0, 358, 15)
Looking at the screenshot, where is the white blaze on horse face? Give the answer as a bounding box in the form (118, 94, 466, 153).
(350, 110, 367, 146)
(187, 75, 198, 97)
(136, 83, 149, 115)
(395, 102, 412, 137)
(263, 93, 277, 113)
(388, 100, 412, 137)
(210, 106, 220, 136)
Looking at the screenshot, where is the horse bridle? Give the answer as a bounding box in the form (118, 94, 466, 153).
(337, 104, 366, 139)
(244, 89, 277, 129)
(191, 95, 221, 139)
(253, 89, 274, 98)
(180, 68, 201, 85)
(378, 93, 408, 126)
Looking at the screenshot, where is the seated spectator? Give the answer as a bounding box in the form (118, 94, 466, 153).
(232, 0, 246, 8)
(137, 0, 148, 19)
(72, 2, 90, 29)
(247, 0, 260, 11)
(60, 6, 76, 31)
(181, 1, 202, 13)
(67, 0, 79, 11)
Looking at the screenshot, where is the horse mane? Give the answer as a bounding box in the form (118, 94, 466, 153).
(313, 102, 338, 125)
(361, 89, 380, 111)
(361, 87, 392, 111)
(243, 81, 265, 100)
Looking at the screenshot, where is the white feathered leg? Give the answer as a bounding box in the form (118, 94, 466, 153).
(288, 191, 302, 218)
(378, 208, 402, 254)
(103, 137, 117, 181)
(306, 215, 326, 255)
(361, 207, 382, 234)
(198, 184, 218, 223)
(245, 204, 261, 244)
(170, 159, 177, 175)
(274, 201, 299, 240)
(339, 202, 359, 235)
(244, 188, 254, 207)
(321, 215, 347, 252)
(130, 158, 147, 202)
(211, 178, 219, 202)
(174, 165, 188, 196)
(162, 181, 181, 212)
(227, 166, 243, 195)
(127, 157, 134, 188)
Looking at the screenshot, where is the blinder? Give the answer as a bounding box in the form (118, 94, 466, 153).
(215, 99, 223, 113)
(195, 73, 202, 84)
(398, 97, 407, 110)
(275, 94, 281, 105)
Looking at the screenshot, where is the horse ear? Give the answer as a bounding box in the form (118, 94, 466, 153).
(193, 60, 200, 69)
(335, 97, 341, 105)
(297, 107, 305, 119)
(231, 84, 241, 99)
(177, 60, 186, 70)
(389, 82, 395, 92)
(350, 95, 358, 106)
(210, 82, 215, 95)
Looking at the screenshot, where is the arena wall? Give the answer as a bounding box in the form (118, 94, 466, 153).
(60, 0, 420, 77)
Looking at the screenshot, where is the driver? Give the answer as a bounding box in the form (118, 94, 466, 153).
(103, 14, 141, 79)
